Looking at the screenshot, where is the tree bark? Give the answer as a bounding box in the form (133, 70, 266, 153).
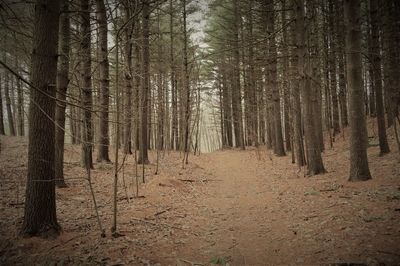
(22, 0, 61, 237)
(96, 0, 111, 162)
(16, 71, 24, 136)
(282, 0, 291, 152)
(299, 0, 325, 175)
(4, 69, 15, 136)
(344, 0, 372, 181)
(328, 0, 340, 137)
(291, 0, 305, 166)
(54, 0, 70, 188)
(232, 0, 244, 149)
(123, 6, 133, 155)
(266, 0, 285, 156)
(336, 1, 348, 128)
(138, 0, 150, 164)
(80, 0, 93, 169)
(370, 0, 390, 155)
(0, 75, 5, 135)
(182, 0, 191, 163)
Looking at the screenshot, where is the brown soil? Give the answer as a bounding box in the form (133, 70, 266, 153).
(1, 124, 400, 265)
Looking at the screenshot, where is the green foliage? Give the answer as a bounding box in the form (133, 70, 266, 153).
(209, 256, 227, 265)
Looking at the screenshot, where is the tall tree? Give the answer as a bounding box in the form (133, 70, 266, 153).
(182, 0, 191, 163)
(282, 0, 291, 152)
(344, 0, 372, 181)
(266, 0, 285, 156)
(123, 3, 133, 155)
(22, 0, 61, 236)
(170, 0, 178, 150)
(232, 0, 244, 149)
(291, 0, 305, 166)
(138, 0, 150, 164)
(300, 0, 325, 175)
(54, 0, 70, 188)
(96, 0, 111, 162)
(369, 0, 390, 155)
(16, 69, 24, 136)
(4, 66, 15, 136)
(328, 0, 340, 137)
(80, 0, 93, 169)
(0, 75, 5, 135)
(336, 1, 348, 128)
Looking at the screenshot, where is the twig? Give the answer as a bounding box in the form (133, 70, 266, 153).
(86, 167, 106, 238)
(130, 217, 184, 231)
(377, 250, 400, 257)
(319, 188, 337, 192)
(154, 207, 172, 216)
(48, 235, 81, 251)
(178, 258, 204, 266)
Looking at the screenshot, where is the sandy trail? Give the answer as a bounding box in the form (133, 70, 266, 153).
(177, 147, 400, 265)
(1, 133, 400, 265)
(192, 150, 275, 265)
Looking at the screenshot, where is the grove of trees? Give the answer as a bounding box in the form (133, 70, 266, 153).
(0, 0, 399, 237)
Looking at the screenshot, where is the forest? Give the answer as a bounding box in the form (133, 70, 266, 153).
(0, 0, 399, 265)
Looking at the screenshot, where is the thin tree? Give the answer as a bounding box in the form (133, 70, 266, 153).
(369, 0, 390, 155)
(16, 68, 24, 136)
(22, 0, 61, 237)
(96, 0, 111, 162)
(0, 75, 5, 135)
(54, 0, 70, 188)
(266, 0, 285, 156)
(4, 64, 16, 136)
(328, 0, 340, 137)
(232, 0, 244, 149)
(291, 0, 305, 166)
(80, 0, 93, 169)
(344, 0, 372, 181)
(182, 0, 191, 164)
(138, 0, 150, 164)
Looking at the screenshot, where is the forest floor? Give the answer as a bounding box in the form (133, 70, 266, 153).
(1, 123, 400, 265)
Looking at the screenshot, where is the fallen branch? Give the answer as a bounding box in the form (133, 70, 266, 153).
(377, 250, 400, 257)
(319, 188, 337, 192)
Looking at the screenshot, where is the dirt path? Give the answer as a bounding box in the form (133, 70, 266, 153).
(176, 147, 400, 265)
(190, 150, 275, 265)
(1, 134, 400, 265)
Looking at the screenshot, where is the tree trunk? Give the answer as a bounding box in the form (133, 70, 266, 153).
(80, 0, 93, 169)
(182, 0, 191, 164)
(96, 0, 111, 162)
(16, 71, 24, 136)
(133, 20, 141, 151)
(0, 75, 5, 135)
(22, 0, 61, 237)
(54, 0, 70, 188)
(291, 0, 305, 166)
(282, 0, 291, 152)
(4, 70, 15, 136)
(138, 0, 150, 164)
(370, 0, 390, 155)
(382, 0, 400, 127)
(336, 1, 348, 127)
(222, 61, 233, 147)
(123, 7, 133, 155)
(344, 0, 372, 181)
(299, 0, 325, 175)
(328, 0, 340, 137)
(232, 0, 244, 149)
(266, 0, 285, 156)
